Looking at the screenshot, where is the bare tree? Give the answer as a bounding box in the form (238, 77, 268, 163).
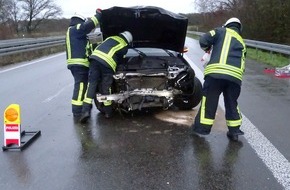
(192, 0, 290, 43)
(194, 0, 228, 30)
(0, 0, 3, 21)
(218, 0, 244, 10)
(5, 0, 22, 35)
(0, 0, 9, 23)
(0, 0, 15, 38)
(194, 0, 218, 13)
(20, 0, 62, 34)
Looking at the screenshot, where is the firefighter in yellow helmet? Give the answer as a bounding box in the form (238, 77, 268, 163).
(191, 17, 247, 141)
(65, 10, 101, 120)
(79, 31, 133, 123)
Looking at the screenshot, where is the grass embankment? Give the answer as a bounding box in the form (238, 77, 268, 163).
(187, 34, 289, 68)
(0, 45, 65, 67)
(246, 48, 289, 68)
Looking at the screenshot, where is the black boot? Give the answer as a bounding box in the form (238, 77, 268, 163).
(73, 113, 81, 123)
(79, 111, 91, 123)
(72, 107, 82, 122)
(227, 129, 244, 141)
(190, 124, 211, 137)
(103, 105, 113, 119)
(73, 112, 81, 118)
(79, 104, 92, 123)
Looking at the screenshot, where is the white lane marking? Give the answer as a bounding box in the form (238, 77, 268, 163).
(242, 115, 290, 189)
(0, 52, 65, 74)
(42, 83, 73, 103)
(185, 54, 290, 189)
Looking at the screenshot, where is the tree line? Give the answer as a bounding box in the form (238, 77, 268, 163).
(188, 0, 290, 44)
(0, 0, 64, 39)
(0, 0, 289, 45)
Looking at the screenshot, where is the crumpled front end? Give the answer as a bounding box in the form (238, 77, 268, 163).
(96, 55, 196, 112)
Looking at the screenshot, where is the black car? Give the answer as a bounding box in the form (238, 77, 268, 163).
(94, 6, 202, 113)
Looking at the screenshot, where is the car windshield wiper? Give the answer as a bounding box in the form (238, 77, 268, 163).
(163, 49, 175, 57)
(132, 48, 147, 58)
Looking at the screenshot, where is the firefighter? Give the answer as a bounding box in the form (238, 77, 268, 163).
(65, 10, 101, 120)
(79, 31, 133, 123)
(191, 17, 247, 141)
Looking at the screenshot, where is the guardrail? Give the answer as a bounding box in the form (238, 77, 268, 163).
(187, 31, 290, 57)
(0, 36, 65, 56)
(1, 33, 289, 58)
(244, 39, 290, 55)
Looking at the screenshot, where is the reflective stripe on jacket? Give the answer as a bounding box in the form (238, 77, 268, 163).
(200, 27, 246, 85)
(89, 36, 128, 72)
(66, 16, 99, 68)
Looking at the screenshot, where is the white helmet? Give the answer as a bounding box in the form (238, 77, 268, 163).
(224, 17, 241, 27)
(71, 13, 86, 22)
(120, 31, 133, 43)
(223, 17, 242, 32)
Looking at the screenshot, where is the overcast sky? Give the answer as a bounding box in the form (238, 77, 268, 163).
(54, 0, 197, 18)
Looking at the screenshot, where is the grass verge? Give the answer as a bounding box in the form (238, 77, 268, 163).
(246, 48, 289, 68)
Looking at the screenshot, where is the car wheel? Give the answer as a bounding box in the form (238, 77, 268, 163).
(173, 77, 202, 110)
(94, 97, 105, 114)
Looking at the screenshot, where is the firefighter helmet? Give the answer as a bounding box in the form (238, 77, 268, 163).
(223, 17, 242, 32)
(71, 13, 86, 21)
(70, 13, 87, 26)
(224, 17, 241, 26)
(120, 31, 133, 43)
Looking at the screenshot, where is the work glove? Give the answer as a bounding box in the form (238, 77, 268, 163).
(201, 51, 211, 68)
(95, 8, 102, 22)
(201, 46, 211, 52)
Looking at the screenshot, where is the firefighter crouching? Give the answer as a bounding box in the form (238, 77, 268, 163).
(191, 17, 247, 141)
(79, 31, 133, 123)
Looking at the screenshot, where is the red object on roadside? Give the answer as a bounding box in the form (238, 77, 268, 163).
(264, 64, 290, 78)
(275, 74, 290, 78)
(274, 64, 290, 78)
(264, 68, 275, 73)
(275, 71, 290, 78)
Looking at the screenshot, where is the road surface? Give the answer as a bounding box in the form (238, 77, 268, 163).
(0, 38, 289, 189)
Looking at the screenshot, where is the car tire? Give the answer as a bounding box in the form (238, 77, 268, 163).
(94, 97, 117, 114)
(173, 77, 202, 110)
(94, 97, 105, 114)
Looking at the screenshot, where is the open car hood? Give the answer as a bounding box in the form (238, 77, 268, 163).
(100, 6, 188, 53)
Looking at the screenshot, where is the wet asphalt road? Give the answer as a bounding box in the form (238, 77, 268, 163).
(0, 38, 289, 189)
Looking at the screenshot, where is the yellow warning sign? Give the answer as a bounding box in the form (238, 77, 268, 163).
(3, 104, 21, 146)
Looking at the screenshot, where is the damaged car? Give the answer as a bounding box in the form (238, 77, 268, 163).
(92, 6, 202, 113)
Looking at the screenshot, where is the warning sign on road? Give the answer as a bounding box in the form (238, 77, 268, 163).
(2, 104, 41, 151)
(4, 104, 21, 147)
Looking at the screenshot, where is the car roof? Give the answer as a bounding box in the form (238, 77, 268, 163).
(100, 6, 188, 53)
